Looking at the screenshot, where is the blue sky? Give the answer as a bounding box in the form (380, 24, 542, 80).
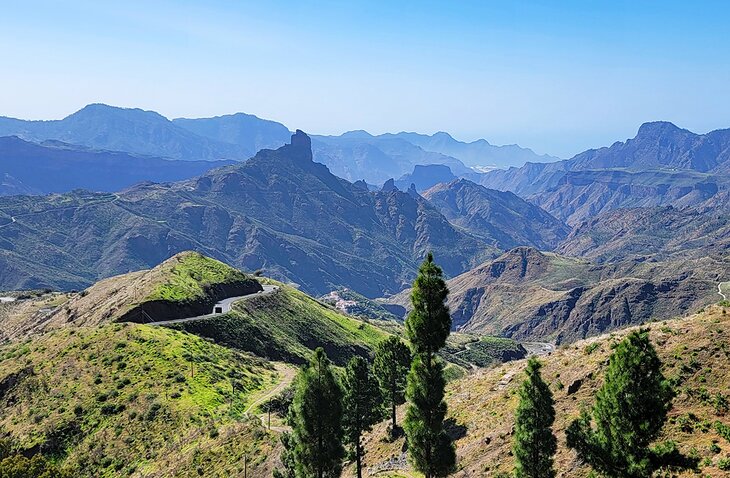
(1, 1, 729, 157)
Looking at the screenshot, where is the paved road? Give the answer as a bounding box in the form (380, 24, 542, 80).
(148, 285, 278, 326)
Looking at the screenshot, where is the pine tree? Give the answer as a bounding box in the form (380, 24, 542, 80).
(373, 336, 411, 434)
(403, 252, 456, 478)
(566, 330, 674, 478)
(512, 357, 557, 478)
(289, 347, 344, 478)
(342, 356, 384, 478)
(405, 252, 451, 357)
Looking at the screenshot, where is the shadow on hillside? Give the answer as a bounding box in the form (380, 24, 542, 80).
(444, 418, 468, 441)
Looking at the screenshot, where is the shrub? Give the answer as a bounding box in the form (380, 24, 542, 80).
(145, 402, 163, 421)
(715, 421, 730, 443)
(713, 393, 729, 416)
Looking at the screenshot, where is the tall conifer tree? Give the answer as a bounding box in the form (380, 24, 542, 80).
(566, 330, 674, 477)
(373, 336, 411, 434)
(512, 357, 557, 478)
(289, 348, 344, 478)
(403, 252, 456, 478)
(342, 356, 383, 478)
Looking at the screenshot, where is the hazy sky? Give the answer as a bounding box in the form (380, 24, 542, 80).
(2, 1, 729, 158)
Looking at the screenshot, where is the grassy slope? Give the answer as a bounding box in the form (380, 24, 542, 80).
(0, 323, 291, 477)
(33, 251, 259, 335)
(145, 252, 253, 303)
(357, 304, 730, 477)
(170, 281, 390, 366)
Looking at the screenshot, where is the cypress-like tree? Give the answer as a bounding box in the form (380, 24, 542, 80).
(342, 356, 384, 478)
(289, 347, 344, 478)
(512, 357, 557, 478)
(404, 252, 456, 478)
(566, 329, 674, 478)
(373, 336, 411, 434)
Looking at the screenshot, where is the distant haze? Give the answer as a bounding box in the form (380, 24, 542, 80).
(1, 1, 729, 157)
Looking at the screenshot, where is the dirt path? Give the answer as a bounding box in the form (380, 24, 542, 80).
(0, 194, 119, 229)
(244, 362, 296, 433)
(244, 362, 295, 416)
(719, 282, 728, 301)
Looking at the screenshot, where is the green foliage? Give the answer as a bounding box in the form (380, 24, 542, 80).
(0, 439, 71, 478)
(289, 348, 344, 478)
(147, 252, 253, 303)
(342, 356, 384, 478)
(513, 358, 557, 478)
(261, 385, 295, 417)
(443, 336, 526, 368)
(404, 355, 456, 477)
(715, 421, 730, 443)
(404, 253, 455, 477)
(173, 283, 388, 365)
(566, 330, 675, 477)
(273, 432, 296, 478)
(0, 323, 276, 477)
(405, 252, 451, 355)
(373, 336, 411, 432)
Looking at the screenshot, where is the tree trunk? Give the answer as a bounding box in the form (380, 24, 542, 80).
(356, 438, 363, 478)
(391, 397, 397, 430)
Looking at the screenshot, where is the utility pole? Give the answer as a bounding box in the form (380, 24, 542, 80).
(243, 454, 248, 478)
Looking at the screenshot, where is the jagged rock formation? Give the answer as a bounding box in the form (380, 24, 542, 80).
(480, 122, 730, 224)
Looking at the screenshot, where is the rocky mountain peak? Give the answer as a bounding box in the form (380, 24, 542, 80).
(381, 178, 398, 192)
(634, 121, 691, 141)
(280, 129, 313, 161)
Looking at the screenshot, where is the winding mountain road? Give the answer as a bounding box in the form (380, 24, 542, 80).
(148, 285, 279, 326)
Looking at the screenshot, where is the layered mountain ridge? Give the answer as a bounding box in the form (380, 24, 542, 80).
(0, 131, 507, 295)
(383, 246, 727, 344)
(480, 121, 730, 224)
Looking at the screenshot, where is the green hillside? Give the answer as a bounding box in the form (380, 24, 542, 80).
(145, 251, 257, 303)
(0, 323, 287, 477)
(169, 281, 390, 365)
(39, 251, 262, 333)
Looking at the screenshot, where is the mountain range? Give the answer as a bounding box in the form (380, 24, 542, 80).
(0, 104, 556, 188)
(480, 121, 730, 224)
(0, 136, 234, 195)
(383, 246, 727, 343)
(382, 131, 560, 169)
(1, 104, 729, 344)
(0, 104, 291, 161)
(0, 131, 528, 295)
